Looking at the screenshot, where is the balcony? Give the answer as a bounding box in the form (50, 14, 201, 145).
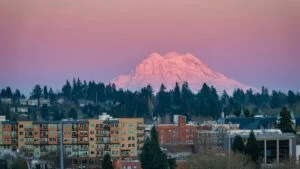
(40, 140, 48, 144)
(120, 150, 130, 157)
(79, 133, 88, 137)
(137, 124, 145, 130)
(137, 133, 144, 137)
(40, 127, 48, 131)
(96, 140, 110, 144)
(137, 138, 144, 143)
(25, 141, 34, 145)
(25, 134, 33, 138)
(95, 133, 110, 137)
(25, 128, 33, 131)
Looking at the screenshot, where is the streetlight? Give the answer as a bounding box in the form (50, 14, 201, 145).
(228, 122, 232, 163)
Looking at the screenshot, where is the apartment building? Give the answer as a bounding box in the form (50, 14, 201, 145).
(119, 118, 144, 158)
(0, 121, 17, 151)
(0, 116, 145, 169)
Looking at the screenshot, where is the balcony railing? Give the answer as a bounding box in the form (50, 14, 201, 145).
(25, 128, 33, 131)
(137, 133, 144, 137)
(40, 126, 48, 130)
(40, 140, 48, 144)
(96, 140, 110, 144)
(137, 124, 145, 130)
(137, 138, 144, 143)
(95, 133, 110, 137)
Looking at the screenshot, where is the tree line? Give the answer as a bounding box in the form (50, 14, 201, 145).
(1, 78, 300, 121)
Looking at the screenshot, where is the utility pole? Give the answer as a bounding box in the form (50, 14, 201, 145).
(60, 121, 64, 169)
(96, 91, 98, 105)
(228, 122, 231, 167)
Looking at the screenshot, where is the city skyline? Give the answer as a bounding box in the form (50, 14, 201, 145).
(1, 0, 300, 94)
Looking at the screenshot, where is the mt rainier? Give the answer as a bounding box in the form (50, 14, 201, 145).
(112, 52, 254, 94)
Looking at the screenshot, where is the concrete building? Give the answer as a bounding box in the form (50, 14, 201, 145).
(224, 129, 296, 164)
(194, 122, 239, 152)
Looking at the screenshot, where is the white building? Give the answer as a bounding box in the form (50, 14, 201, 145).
(225, 129, 296, 164)
(19, 99, 28, 106)
(0, 98, 12, 104)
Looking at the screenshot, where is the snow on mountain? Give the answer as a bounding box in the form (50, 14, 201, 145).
(111, 52, 254, 94)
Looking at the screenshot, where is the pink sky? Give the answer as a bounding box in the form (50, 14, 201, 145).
(1, 0, 300, 94)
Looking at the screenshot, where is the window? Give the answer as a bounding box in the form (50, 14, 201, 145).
(122, 144, 125, 147)
(19, 125, 23, 128)
(90, 130, 94, 134)
(90, 138, 94, 141)
(19, 132, 24, 135)
(128, 144, 131, 147)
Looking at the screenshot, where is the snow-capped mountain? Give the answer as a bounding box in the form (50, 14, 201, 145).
(111, 52, 254, 94)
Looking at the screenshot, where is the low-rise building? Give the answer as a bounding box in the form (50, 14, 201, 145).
(157, 115, 197, 145)
(0, 98, 12, 104)
(19, 99, 28, 106)
(224, 129, 296, 164)
(28, 99, 39, 106)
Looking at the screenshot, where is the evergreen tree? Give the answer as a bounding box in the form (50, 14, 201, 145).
(168, 157, 177, 169)
(244, 108, 252, 117)
(62, 80, 72, 99)
(13, 89, 21, 101)
(232, 135, 245, 153)
(43, 86, 48, 99)
(277, 107, 295, 133)
(41, 105, 49, 120)
(271, 90, 281, 109)
(68, 108, 78, 120)
(102, 153, 114, 169)
(155, 84, 171, 118)
(260, 86, 270, 107)
(31, 85, 42, 105)
(172, 82, 181, 112)
(48, 88, 56, 102)
(181, 82, 194, 118)
(288, 90, 297, 107)
(5, 87, 13, 98)
(140, 127, 171, 169)
(245, 131, 259, 163)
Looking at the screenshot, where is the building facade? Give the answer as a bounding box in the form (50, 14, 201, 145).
(0, 117, 144, 169)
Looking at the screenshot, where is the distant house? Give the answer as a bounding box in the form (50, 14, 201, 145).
(17, 107, 29, 113)
(19, 99, 28, 106)
(39, 99, 50, 106)
(28, 99, 39, 106)
(78, 99, 94, 107)
(0, 98, 12, 104)
(9, 107, 16, 113)
(0, 116, 6, 122)
(57, 98, 64, 104)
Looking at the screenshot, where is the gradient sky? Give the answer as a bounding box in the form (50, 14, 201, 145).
(1, 0, 300, 95)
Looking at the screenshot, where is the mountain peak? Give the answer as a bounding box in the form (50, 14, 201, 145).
(112, 52, 254, 94)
